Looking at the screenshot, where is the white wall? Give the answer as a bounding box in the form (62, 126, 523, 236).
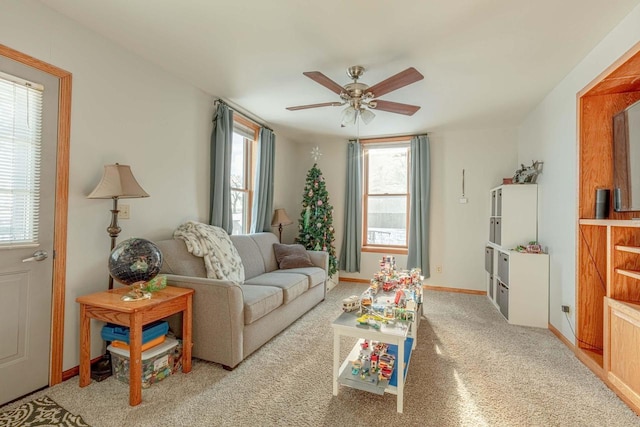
(0, 1, 211, 370)
(271, 130, 304, 244)
(518, 5, 640, 341)
(297, 129, 518, 292)
(0, 1, 299, 370)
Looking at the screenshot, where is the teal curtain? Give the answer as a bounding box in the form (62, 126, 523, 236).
(407, 135, 430, 275)
(339, 140, 362, 272)
(209, 102, 234, 234)
(250, 127, 276, 232)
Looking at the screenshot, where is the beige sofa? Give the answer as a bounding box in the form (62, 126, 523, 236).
(155, 232, 328, 369)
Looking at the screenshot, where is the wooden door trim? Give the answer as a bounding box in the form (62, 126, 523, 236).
(0, 44, 71, 386)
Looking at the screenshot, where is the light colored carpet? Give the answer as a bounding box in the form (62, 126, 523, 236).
(2, 282, 638, 426)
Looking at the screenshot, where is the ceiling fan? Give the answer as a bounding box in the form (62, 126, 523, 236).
(286, 65, 424, 127)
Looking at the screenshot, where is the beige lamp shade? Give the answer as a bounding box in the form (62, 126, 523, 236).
(87, 163, 150, 199)
(271, 208, 293, 227)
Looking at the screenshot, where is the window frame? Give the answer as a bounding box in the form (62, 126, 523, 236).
(361, 136, 411, 254)
(230, 114, 259, 235)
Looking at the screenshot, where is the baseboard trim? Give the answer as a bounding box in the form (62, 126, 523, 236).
(61, 355, 103, 381)
(339, 279, 485, 295)
(548, 323, 575, 351)
(339, 277, 370, 284)
(422, 285, 486, 295)
(62, 366, 78, 382)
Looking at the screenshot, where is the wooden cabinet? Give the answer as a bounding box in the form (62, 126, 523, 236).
(486, 184, 549, 327)
(579, 220, 640, 412)
(605, 298, 640, 410)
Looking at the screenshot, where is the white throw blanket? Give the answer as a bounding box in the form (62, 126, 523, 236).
(174, 221, 245, 283)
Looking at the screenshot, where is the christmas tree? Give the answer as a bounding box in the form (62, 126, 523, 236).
(297, 163, 338, 277)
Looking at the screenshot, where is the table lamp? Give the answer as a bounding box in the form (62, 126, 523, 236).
(271, 208, 293, 242)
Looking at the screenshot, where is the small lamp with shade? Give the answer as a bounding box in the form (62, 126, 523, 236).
(271, 208, 293, 242)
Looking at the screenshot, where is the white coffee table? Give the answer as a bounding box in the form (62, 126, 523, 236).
(331, 304, 420, 413)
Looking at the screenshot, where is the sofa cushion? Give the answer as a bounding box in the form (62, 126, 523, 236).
(279, 254, 315, 269)
(277, 267, 326, 289)
(249, 233, 280, 273)
(156, 239, 207, 278)
(241, 284, 283, 325)
(273, 243, 315, 269)
(174, 221, 245, 282)
(231, 235, 267, 280)
(244, 272, 309, 304)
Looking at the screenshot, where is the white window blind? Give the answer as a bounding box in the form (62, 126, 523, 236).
(0, 71, 43, 246)
(233, 121, 256, 140)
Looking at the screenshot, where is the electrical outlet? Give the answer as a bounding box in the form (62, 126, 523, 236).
(436, 265, 442, 273)
(561, 305, 570, 313)
(119, 204, 130, 220)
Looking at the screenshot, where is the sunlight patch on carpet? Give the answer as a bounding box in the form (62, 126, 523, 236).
(454, 369, 489, 427)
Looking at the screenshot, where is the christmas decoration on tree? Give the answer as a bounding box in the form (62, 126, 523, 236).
(297, 161, 338, 277)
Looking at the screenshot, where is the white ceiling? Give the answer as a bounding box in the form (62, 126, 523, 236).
(40, 0, 640, 141)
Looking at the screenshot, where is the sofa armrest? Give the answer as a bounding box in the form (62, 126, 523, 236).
(165, 274, 245, 369)
(307, 250, 329, 274)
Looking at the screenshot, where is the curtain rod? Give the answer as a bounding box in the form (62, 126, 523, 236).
(215, 98, 273, 132)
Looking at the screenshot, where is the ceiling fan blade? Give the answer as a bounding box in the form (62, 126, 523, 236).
(370, 100, 421, 116)
(367, 67, 424, 98)
(286, 102, 344, 111)
(303, 71, 345, 95)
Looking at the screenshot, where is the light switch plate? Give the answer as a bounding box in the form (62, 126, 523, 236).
(459, 197, 468, 204)
(120, 204, 130, 219)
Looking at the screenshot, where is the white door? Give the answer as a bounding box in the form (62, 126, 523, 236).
(0, 57, 59, 405)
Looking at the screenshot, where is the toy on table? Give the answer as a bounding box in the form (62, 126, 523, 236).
(356, 314, 384, 329)
(355, 256, 423, 326)
(341, 295, 360, 312)
(349, 340, 395, 384)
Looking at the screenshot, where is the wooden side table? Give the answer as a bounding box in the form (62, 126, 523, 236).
(76, 286, 194, 406)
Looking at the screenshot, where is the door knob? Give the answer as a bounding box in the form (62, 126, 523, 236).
(22, 250, 48, 262)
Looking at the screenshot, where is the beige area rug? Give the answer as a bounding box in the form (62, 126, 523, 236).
(2, 282, 638, 426)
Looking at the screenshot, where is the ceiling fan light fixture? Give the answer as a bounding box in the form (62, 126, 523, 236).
(360, 108, 375, 125)
(341, 106, 357, 127)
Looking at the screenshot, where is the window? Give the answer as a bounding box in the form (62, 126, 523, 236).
(0, 71, 43, 246)
(362, 138, 410, 253)
(230, 115, 259, 235)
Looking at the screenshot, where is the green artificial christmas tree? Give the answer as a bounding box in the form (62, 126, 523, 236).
(297, 163, 338, 277)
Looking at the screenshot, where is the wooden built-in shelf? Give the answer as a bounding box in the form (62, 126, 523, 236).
(616, 268, 640, 280)
(577, 42, 640, 415)
(580, 219, 640, 227)
(615, 245, 640, 254)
